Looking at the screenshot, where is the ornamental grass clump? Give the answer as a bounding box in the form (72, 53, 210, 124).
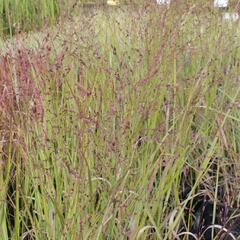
(0, 1, 240, 239)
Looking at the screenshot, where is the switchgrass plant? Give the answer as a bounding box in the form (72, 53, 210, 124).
(0, 1, 240, 239)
